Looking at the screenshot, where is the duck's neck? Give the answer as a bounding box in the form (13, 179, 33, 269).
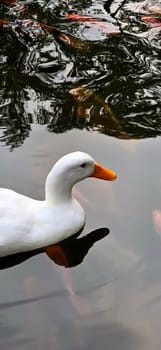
(45, 171, 74, 206)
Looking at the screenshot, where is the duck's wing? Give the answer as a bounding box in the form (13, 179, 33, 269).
(0, 188, 42, 257)
(0, 188, 42, 220)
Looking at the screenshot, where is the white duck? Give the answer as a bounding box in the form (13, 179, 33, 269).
(0, 151, 117, 257)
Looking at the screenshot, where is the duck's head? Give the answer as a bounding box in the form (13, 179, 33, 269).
(45, 152, 117, 205)
(48, 151, 116, 184)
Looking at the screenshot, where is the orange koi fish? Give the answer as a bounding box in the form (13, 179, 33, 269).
(70, 87, 135, 140)
(141, 16, 161, 27)
(153, 210, 161, 235)
(65, 13, 120, 34)
(42, 23, 90, 50)
(65, 14, 101, 22)
(0, 19, 90, 51)
(45, 228, 109, 314)
(0, 19, 9, 26)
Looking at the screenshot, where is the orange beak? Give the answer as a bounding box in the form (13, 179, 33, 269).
(91, 162, 117, 181)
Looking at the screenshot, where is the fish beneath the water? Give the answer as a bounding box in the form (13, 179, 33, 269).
(141, 16, 161, 27)
(65, 13, 120, 35)
(70, 86, 135, 140)
(0, 18, 90, 51)
(41, 23, 90, 51)
(153, 210, 161, 235)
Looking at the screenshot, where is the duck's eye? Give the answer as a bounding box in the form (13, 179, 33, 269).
(80, 163, 86, 168)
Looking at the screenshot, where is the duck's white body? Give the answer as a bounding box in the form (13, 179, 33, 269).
(0, 152, 117, 257)
(0, 189, 85, 257)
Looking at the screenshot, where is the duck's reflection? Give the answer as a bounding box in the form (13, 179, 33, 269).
(0, 227, 109, 270)
(0, 228, 109, 314)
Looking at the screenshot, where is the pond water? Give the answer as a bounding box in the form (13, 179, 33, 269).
(1, 0, 161, 349)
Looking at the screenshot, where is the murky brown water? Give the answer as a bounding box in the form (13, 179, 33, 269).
(1, 0, 161, 349)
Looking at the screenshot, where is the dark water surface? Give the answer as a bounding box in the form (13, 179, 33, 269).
(1, 0, 161, 349)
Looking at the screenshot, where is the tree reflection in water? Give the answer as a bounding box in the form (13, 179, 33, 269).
(1, 0, 161, 149)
